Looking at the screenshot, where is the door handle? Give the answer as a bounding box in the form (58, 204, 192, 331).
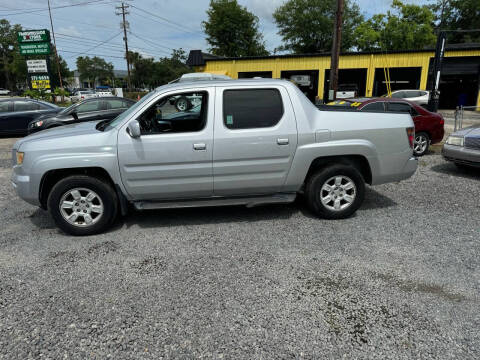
(193, 143, 206, 151)
(277, 138, 289, 145)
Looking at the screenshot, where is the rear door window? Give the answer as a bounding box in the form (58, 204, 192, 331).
(0, 101, 11, 113)
(106, 99, 126, 109)
(223, 89, 283, 129)
(14, 101, 39, 111)
(391, 91, 405, 98)
(360, 102, 385, 111)
(76, 100, 102, 113)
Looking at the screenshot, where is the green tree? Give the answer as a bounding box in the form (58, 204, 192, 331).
(127, 49, 191, 88)
(273, 0, 363, 54)
(76, 56, 114, 87)
(0, 19, 27, 90)
(430, 0, 480, 43)
(202, 0, 268, 57)
(354, 0, 436, 52)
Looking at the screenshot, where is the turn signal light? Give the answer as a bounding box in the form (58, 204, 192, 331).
(406, 127, 415, 149)
(16, 151, 24, 165)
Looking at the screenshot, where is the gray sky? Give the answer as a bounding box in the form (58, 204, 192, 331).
(0, 0, 432, 70)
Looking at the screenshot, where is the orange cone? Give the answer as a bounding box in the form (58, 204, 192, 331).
(137, 94, 140, 101)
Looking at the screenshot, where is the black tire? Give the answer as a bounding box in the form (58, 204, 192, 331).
(305, 164, 365, 219)
(174, 96, 191, 111)
(414, 132, 430, 157)
(47, 175, 118, 236)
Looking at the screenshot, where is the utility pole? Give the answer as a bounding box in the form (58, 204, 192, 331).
(328, 0, 344, 101)
(48, 0, 63, 90)
(116, 2, 131, 91)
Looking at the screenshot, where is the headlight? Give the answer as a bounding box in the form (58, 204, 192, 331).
(446, 136, 464, 146)
(16, 151, 24, 165)
(32, 120, 44, 128)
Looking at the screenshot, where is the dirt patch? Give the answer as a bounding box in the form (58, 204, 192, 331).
(87, 241, 119, 257)
(131, 256, 166, 275)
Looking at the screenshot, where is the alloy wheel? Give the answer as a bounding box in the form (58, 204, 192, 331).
(59, 188, 104, 227)
(320, 175, 357, 211)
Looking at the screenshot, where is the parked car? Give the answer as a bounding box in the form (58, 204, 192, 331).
(96, 87, 114, 97)
(442, 125, 480, 168)
(0, 98, 61, 136)
(326, 97, 444, 156)
(28, 97, 135, 133)
(0, 88, 11, 96)
(384, 89, 430, 107)
(168, 94, 203, 111)
(12, 78, 417, 235)
(71, 90, 97, 103)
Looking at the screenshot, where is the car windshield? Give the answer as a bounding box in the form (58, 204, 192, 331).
(58, 103, 77, 115)
(103, 91, 156, 130)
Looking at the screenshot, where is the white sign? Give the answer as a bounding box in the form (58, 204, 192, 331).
(27, 59, 47, 73)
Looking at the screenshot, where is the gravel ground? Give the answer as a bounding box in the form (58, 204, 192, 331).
(0, 137, 479, 359)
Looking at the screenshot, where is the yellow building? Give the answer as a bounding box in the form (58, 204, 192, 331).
(187, 46, 480, 109)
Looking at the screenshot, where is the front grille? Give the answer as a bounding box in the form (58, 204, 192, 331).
(465, 137, 480, 150)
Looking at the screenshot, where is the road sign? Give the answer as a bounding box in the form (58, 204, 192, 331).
(17, 29, 50, 44)
(26, 60, 48, 73)
(20, 42, 51, 55)
(31, 75, 51, 89)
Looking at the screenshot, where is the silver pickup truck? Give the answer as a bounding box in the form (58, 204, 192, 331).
(12, 79, 417, 235)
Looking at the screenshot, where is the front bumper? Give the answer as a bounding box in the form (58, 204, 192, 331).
(11, 167, 41, 206)
(442, 144, 480, 167)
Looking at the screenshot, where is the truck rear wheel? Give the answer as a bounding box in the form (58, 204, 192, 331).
(305, 164, 365, 219)
(47, 175, 118, 236)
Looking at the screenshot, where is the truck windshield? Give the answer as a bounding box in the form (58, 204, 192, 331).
(103, 91, 157, 130)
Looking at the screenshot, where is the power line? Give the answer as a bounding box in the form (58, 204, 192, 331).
(0, 0, 116, 16)
(130, 4, 201, 35)
(60, 49, 125, 59)
(65, 31, 123, 59)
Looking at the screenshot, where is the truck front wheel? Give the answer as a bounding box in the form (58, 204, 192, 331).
(47, 175, 118, 236)
(305, 164, 365, 219)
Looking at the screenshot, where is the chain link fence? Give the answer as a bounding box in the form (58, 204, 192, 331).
(454, 106, 480, 131)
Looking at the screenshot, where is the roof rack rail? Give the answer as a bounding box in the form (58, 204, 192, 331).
(169, 72, 232, 84)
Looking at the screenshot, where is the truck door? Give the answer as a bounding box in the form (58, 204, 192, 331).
(213, 85, 298, 196)
(117, 88, 214, 200)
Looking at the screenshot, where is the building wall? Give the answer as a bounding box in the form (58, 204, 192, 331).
(195, 49, 480, 106)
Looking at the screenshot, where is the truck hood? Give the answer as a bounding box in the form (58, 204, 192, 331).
(14, 120, 105, 150)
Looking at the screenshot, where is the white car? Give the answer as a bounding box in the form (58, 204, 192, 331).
(96, 90, 114, 97)
(71, 90, 97, 103)
(0, 88, 10, 96)
(387, 89, 430, 106)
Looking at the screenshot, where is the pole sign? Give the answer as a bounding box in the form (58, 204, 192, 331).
(31, 75, 51, 89)
(26, 59, 48, 73)
(20, 42, 51, 55)
(17, 29, 50, 43)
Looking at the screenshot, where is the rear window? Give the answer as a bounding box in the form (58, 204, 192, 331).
(388, 102, 412, 113)
(223, 89, 283, 129)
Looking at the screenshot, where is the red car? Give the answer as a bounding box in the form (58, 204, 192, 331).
(329, 98, 445, 156)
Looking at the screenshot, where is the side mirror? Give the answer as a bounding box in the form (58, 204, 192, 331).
(127, 120, 141, 138)
(71, 111, 78, 120)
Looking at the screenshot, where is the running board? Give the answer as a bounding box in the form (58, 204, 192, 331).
(133, 193, 296, 211)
